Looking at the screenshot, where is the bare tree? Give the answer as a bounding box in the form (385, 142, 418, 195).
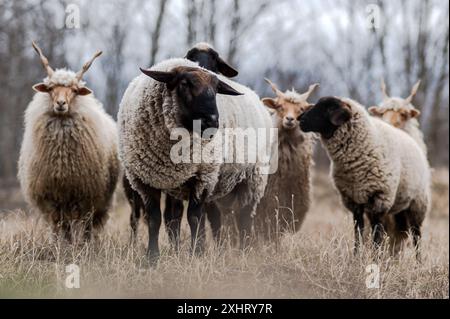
(150, 0, 170, 65)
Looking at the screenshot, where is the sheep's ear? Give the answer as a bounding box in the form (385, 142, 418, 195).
(409, 108, 421, 119)
(217, 80, 243, 96)
(262, 98, 279, 109)
(140, 68, 179, 90)
(77, 87, 92, 96)
(33, 83, 50, 93)
(368, 106, 383, 116)
(330, 103, 352, 126)
(217, 56, 239, 78)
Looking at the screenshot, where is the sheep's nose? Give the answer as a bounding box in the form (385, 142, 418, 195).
(286, 116, 294, 123)
(57, 101, 66, 107)
(205, 115, 219, 128)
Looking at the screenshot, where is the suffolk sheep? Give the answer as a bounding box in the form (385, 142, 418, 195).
(256, 79, 317, 240)
(118, 58, 273, 261)
(369, 80, 427, 154)
(18, 42, 119, 241)
(299, 97, 431, 257)
(185, 42, 239, 78)
(123, 42, 239, 246)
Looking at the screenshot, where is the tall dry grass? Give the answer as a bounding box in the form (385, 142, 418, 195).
(0, 169, 448, 299)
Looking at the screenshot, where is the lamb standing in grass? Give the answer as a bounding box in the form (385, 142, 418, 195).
(118, 58, 273, 261)
(18, 42, 119, 241)
(369, 80, 427, 154)
(299, 97, 431, 256)
(256, 79, 317, 240)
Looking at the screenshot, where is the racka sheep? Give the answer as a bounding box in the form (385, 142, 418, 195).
(256, 79, 317, 240)
(18, 42, 119, 241)
(123, 43, 239, 246)
(118, 58, 274, 261)
(299, 97, 431, 256)
(369, 80, 427, 154)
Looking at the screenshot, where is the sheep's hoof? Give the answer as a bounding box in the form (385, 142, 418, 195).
(191, 244, 205, 257)
(146, 250, 160, 267)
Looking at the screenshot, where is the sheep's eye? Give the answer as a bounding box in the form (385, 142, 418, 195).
(180, 80, 189, 88)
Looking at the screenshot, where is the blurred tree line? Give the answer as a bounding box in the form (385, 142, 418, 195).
(0, 0, 448, 182)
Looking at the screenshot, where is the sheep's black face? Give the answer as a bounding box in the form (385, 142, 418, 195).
(185, 46, 239, 78)
(140, 66, 243, 135)
(299, 97, 352, 139)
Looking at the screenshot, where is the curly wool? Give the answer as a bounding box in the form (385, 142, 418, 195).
(256, 114, 315, 238)
(323, 98, 431, 223)
(43, 68, 86, 87)
(118, 58, 273, 209)
(18, 84, 119, 228)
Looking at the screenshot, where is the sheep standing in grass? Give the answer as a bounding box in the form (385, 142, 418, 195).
(18, 42, 119, 241)
(299, 97, 431, 256)
(123, 43, 240, 246)
(118, 58, 273, 261)
(369, 80, 427, 154)
(256, 79, 317, 240)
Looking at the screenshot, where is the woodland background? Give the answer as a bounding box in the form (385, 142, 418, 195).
(0, 0, 449, 183)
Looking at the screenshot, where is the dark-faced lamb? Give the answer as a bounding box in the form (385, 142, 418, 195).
(299, 97, 431, 257)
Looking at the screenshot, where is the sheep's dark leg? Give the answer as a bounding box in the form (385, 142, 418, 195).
(187, 194, 206, 256)
(391, 210, 409, 254)
(129, 192, 142, 244)
(205, 202, 222, 245)
(352, 205, 365, 254)
(368, 213, 386, 249)
(144, 196, 162, 263)
(164, 196, 184, 252)
(410, 223, 422, 262)
(238, 205, 254, 250)
(83, 219, 93, 242)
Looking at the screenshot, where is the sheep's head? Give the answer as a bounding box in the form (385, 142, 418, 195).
(262, 78, 319, 130)
(140, 66, 243, 134)
(185, 42, 238, 78)
(368, 79, 421, 129)
(31, 41, 102, 115)
(299, 97, 352, 139)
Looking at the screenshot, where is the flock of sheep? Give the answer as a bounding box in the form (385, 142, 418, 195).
(17, 41, 431, 263)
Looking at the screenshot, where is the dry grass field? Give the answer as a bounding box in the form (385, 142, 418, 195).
(0, 169, 448, 299)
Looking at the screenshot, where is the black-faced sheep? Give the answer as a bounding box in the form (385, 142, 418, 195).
(123, 43, 239, 248)
(18, 42, 120, 241)
(185, 42, 239, 78)
(299, 97, 431, 257)
(369, 80, 427, 154)
(118, 58, 273, 261)
(256, 79, 317, 240)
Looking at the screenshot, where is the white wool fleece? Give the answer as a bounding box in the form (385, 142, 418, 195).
(323, 98, 431, 218)
(118, 58, 274, 207)
(18, 86, 119, 223)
